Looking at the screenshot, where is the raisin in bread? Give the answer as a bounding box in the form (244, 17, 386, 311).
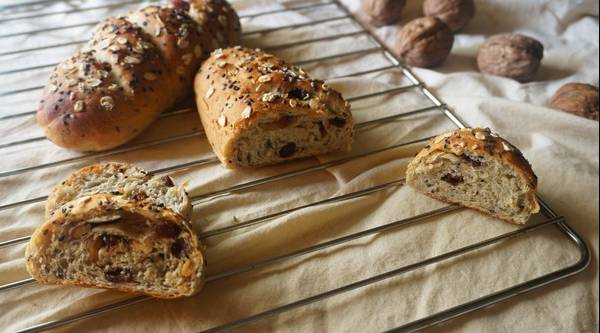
(194, 46, 354, 168)
(406, 128, 539, 224)
(26, 193, 205, 299)
(46, 162, 191, 220)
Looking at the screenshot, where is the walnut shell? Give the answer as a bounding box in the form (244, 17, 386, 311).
(395, 17, 454, 68)
(549, 83, 599, 121)
(423, 0, 475, 32)
(477, 34, 544, 82)
(362, 0, 406, 27)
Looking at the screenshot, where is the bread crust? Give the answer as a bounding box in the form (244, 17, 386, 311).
(406, 128, 539, 224)
(194, 47, 354, 167)
(37, 2, 240, 151)
(26, 193, 205, 299)
(45, 162, 191, 220)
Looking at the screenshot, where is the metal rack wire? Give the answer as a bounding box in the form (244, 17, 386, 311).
(0, 0, 590, 332)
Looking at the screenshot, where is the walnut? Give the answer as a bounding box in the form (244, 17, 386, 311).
(423, 0, 475, 32)
(477, 34, 544, 82)
(394, 17, 454, 68)
(362, 0, 406, 27)
(548, 83, 599, 121)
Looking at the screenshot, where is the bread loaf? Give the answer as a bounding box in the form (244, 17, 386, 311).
(194, 47, 354, 168)
(46, 162, 191, 220)
(406, 128, 539, 224)
(26, 193, 205, 299)
(37, 1, 240, 152)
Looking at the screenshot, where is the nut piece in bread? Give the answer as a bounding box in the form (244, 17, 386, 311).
(26, 193, 205, 299)
(548, 83, 599, 121)
(395, 17, 454, 68)
(362, 0, 406, 27)
(37, 2, 241, 152)
(423, 0, 475, 32)
(46, 162, 191, 220)
(477, 34, 544, 82)
(406, 128, 539, 224)
(194, 47, 354, 168)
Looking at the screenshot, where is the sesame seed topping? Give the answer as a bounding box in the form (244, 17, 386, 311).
(474, 132, 486, 140)
(124, 56, 141, 64)
(86, 78, 102, 87)
(155, 27, 162, 37)
(98, 70, 109, 78)
(100, 96, 114, 110)
(206, 87, 215, 99)
(74, 100, 85, 112)
(213, 48, 224, 58)
(218, 114, 227, 127)
(99, 39, 112, 49)
(241, 106, 252, 118)
(261, 92, 279, 102)
(108, 83, 119, 91)
(77, 82, 87, 92)
(67, 78, 77, 86)
(289, 99, 298, 108)
(108, 45, 120, 52)
(217, 61, 227, 68)
(258, 74, 271, 83)
(501, 142, 513, 151)
(144, 72, 157, 81)
(48, 84, 58, 93)
(116, 37, 128, 45)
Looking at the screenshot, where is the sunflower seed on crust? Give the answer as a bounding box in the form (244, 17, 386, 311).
(217, 115, 227, 127)
(206, 87, 215, 99)
(241, 106, 252, 119)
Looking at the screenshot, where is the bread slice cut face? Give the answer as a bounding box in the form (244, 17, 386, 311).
(46, 162, 191, 220)
(406, 128, 539, 224)
(194, 46, 354, 168)
(26, 193, 204, 298)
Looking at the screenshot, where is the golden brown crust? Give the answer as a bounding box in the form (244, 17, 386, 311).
(194, 46, 354, 167)
(37, 2, 240, 151)
(416, 128, 538, 189)
(27, 193, 204, 299)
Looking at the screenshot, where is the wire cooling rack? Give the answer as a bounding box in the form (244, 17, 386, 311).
(0, 0, 591, 332)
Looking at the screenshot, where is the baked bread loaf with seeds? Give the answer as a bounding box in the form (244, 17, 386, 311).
(26, 193, 204, 299)
(37, 0, 240, 152)
(406, 128, 539, 224)
(46, 162, 191, 220)
(194, 47, 354, 168)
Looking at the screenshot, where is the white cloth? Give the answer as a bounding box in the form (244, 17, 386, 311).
(0, 0, 597, 332)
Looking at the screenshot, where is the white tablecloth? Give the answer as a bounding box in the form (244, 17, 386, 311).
(0, 0, 597, 332)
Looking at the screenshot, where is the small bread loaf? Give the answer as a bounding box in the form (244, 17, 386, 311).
(548, 83, 599, 121)
(37, 1, 240, 152)
(194, 47, 354, 168)
(406, 128, 539, 224)
(26, 193, 205, 299)
(46, 162, 191, 220)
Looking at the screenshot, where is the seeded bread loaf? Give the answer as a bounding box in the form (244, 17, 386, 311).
(37, 0, 240, 152)
(46, 162, 191, 220)
(406, 128, 539, 224)
(194, 47, 354, 168)
(26, 193, 204, 299)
